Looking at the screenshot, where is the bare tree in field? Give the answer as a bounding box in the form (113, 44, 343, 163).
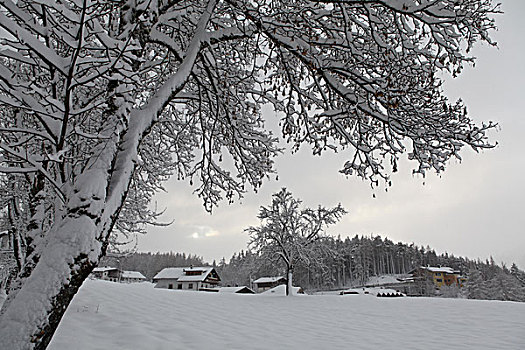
(247, 188, 346, 295)
(0, 0, 499, 348)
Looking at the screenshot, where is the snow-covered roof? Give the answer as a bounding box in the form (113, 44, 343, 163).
(424, 266, 457, 274)
(121, 271, 146, 280)
(153, 267, 215, 281)
(93, 266, 119, 273)
(253, 276, 285, 284)
(153, 267, 185, 280)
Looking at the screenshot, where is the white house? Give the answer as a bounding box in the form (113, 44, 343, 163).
(153, 266, 221, 290)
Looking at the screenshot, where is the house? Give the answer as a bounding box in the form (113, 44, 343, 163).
(92, 266, 121, 282)
(153, 266, 221, 291)
(409, 266, 463, 288)
(121, 271, 147, 283)
(252, 276, 287, 293)
(218, 286, 256, 294)
(91, 267, 146, 283)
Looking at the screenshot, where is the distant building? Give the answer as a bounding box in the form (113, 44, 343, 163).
(121, 271, 147, 283)
(252, 276, 287, 293)
(91, 267, 145, 283)
(409, 266, 465, 288)
(153, 266, 221, 291)
(92, 267, 121, 282)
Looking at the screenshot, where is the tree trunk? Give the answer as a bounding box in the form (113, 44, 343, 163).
(0, 102, 131, 349)
(0, 4, 214, 347)
(287, 267, 293, 296)
(0, 214, 104, 349)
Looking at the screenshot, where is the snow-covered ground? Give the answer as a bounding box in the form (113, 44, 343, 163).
(362, 274, 407, 286)
(0, 288, 6, 309)
(49, 280, 525, 350)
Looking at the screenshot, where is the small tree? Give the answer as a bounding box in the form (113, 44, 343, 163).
(247, 188, 346, 295)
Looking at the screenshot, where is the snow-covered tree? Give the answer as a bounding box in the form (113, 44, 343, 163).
(510, 263, 525, 286)
(247, 188, 346, 295)
(0, 0, 499, 347)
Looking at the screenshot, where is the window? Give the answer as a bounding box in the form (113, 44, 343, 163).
(177, 284, 182, 289)
(188, 283, 193, 289)
(436, 273, 442, 276)
(436, 279, 443, 282)
(168, 284, 173, 289)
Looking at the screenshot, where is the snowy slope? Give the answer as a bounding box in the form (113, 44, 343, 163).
(49, 280, 525, 350)
(0, 288, 6, 309)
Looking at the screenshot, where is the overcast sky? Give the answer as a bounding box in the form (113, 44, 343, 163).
(138, 0, 525, 269)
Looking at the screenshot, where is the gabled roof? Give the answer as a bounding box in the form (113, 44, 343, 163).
(152, 266, 218, 282)
(253, 276, 286, 284)
(178, 267, 216, 282)
(121, 271, 146, 280)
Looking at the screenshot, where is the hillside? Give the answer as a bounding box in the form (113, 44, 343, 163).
(48, 280, 525, 350)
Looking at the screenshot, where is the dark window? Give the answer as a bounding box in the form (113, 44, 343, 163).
(436, 279, 443, 282)
(188, 283, 193, 289)
(186, 271, 203, 276)
(168, 283, 173, 289)
(178, 284, 182, 289)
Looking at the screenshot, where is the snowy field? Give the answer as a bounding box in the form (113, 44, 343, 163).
(49, 280, 525, 350)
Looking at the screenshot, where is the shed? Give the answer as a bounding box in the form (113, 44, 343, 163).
(252, 276, 287, 293)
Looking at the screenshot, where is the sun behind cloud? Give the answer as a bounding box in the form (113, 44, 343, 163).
(190, 226, 220, 239)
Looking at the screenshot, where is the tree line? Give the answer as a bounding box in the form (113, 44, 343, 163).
(100, 252, 205, 280)
(215, 235, 525, 302)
